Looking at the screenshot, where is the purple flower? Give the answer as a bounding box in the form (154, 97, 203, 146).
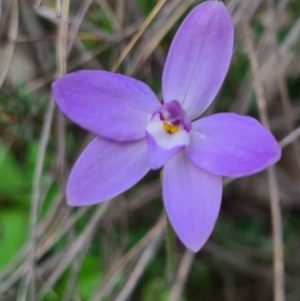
(52, 1, 281, 252)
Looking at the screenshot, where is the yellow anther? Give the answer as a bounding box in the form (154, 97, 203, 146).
(163, 122, 180, 134)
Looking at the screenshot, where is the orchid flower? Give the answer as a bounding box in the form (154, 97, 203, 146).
(52, 1, 281, 252)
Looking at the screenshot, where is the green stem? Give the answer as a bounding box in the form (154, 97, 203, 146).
(160, 170, 176, 283)
(165, 215, 176, 283)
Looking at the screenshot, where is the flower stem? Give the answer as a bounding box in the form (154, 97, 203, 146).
(165, 215, 176, 283)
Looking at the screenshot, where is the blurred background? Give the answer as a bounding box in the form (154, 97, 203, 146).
(0, 0, 300, 300)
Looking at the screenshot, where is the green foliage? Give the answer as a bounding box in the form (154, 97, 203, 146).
(0, 210, 28, 269)
(0, 142, 31, 206)
(79, 256, 104, 299)
(136, 0, 155, 14)
(215, 217, 270, 250)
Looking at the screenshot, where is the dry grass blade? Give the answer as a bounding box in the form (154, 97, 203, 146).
(0, 206, 89, 296)
(91, 214, 165, 301)
(280, 127, 300, 148)
(114, 234, 163, 301)
(27, 21, 140, 93)
(66, 0, 94, 55)
(204, 242, 272, 279)
(0, 0, 18, 88)
(34, 0, 44, 10)
(111, 0, 168, 72)
(128, 0, 194, 75)
(56, 0, 70, 77)
(26, 0, 70, 298)
(167, 250, 194, 301)
(37, 207, 88, 258)
(241, 1, 285, 301)
(38, 203, 109, 300)
(97, 0, 120, 30)
(0, 263, 27, 296)
(259, 14, 300, 81)
(266, 0, 300, 172)
(27, 98, 56, 301)
(55, 0, 70, 187)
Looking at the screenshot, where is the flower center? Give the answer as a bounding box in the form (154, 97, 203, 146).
(163, 122, 180, 134)
(152, 100, 191, 134)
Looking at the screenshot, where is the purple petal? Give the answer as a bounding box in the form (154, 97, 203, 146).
(67, 137, 150, 206)
(146, 121, 189, 169)
(53, 70, 161, 141)
(163, 151, 222, 252)
(187, 113, 281, 177)
(162, 1, 234, 120)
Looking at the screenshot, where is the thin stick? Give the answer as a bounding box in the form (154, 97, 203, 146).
(241, 2, 285, 301)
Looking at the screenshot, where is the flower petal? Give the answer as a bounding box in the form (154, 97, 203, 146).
(67, 137, 150, 206)
(53, 70, 161, 141)
(146, 121, 189, 169)
(163, 151, 222, 252)
(162, 1, 234, 120)
(187, 113, 281, 177)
